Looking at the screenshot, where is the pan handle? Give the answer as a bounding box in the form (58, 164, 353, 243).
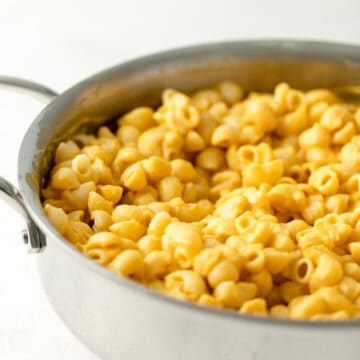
(0, 178, 47, 253)
(0, 75, 58, 101)
(0, 76, 59, 253)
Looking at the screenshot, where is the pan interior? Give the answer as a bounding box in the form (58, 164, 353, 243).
(18, 40, 360, 232)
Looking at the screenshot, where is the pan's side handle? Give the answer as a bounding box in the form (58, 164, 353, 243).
(0, 76, 59, 253)
(0, 178, 46, 253)
(0, 75, 58, 101)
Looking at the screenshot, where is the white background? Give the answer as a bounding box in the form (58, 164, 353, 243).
(0, 0, 360, 359)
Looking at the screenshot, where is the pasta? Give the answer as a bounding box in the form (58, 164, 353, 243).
(42, 81, 360, 320)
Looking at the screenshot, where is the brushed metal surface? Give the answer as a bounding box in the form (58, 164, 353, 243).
(37, 231, 360, 360)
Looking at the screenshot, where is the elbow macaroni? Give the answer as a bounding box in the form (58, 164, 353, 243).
(42, 82, 360, 320)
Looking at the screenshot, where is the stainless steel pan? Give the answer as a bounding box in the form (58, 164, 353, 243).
(1, 40, 360, 360)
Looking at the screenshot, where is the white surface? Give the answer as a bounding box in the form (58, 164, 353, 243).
(0, 0, 360, 359)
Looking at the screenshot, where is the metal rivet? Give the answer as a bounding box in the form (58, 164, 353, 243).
(22, 229, 29, 245)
